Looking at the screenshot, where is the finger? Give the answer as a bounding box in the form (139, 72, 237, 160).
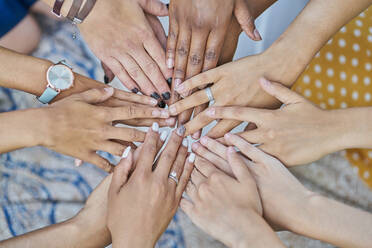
(194, 155, 219, 178)
(110, 149, 133, 194)
(205, 106, 266, 125)
(200, 136, 228, 159)
(184, 110, 214, 136)
(140, 0, 168, 17)
(111, 139, 137, 150)
(156, 126, 186, 178)
(173, 27, 191, 92)
(96, 141, 126, 157)
(107, 105, 170, 121)
(113, 89, 158, 106)
(186, 30, 209, 81)
(166, 17, 178, 69)
(190, 168, 207, 188)
(207, 119, 241, 138)
(180, 198, 195, 218)
(77, 87, 114, 104)
(169, 90, 210, 116)
(146, 14, 167, 49)
(104, 57, 140, 93)
(168, 139, 189, 189)
(191, 103, 208, 139)
(177, 108, 193, 125)
(185, 180, 198, 201)
(105, 126, 146, 142)
(83, 152, 114, 173)
(244, 122, 257, 131)
(260, 77, 303, 105)
(202, 29, 226, 72)
(115, 117, 176, 127)
(74, 159, 83, 167)
(176, 154, 195, 198)
(226, 146, 252, 182)
(134, 122, 160, 174)
(234, 0, 261, 41)
(191, 142, 229, 174)
(224, 133, 268, 164)
(101, 61, 115, 83)
(174, 69, 220, 96)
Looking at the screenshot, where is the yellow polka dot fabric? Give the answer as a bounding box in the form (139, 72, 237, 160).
(294, 7, 372, 188)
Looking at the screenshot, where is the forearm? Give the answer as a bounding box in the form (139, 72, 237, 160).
(290, 193, 372, 248)
(265, 0, 372, 86)
(0, 216, 110, 248)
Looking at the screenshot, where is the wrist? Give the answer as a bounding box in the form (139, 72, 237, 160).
(25, 108, 52, 148)
(111, 232, 155, 248)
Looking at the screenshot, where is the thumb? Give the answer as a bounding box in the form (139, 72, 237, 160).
(78, 87, 114, 104)
(140, 0, 168, 17)
(259, 77, 303, 105)
(234, 0, 261, 41)
(109, 147, 133, 196)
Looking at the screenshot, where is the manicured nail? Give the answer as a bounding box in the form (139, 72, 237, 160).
(188, 153, 196, 163)
(167, 78, 172, 87)
(176, 125, 186, 136)
(152, 122, 159, 132)
(259, 77, 271, 88)
(169, 105, 177, 115)
(160, 130, 169, 141)
(104, 75, 109, 84)
(74, 159, 83, 167)
(200, 136, 208, 145)
(152, 109, 161, 117)
(175, 81, 184, 93)
(122, 146, 131, 158)
(192, 142, 199, 150)
(167, 58, 174, 69)
(161, 110, 170, 118)
(224, 133, 232, 139)
(151, 92, 161, 100)
(192, 131, 201, 139)
(131, 88, 139, 94)
(150, 98, 158, 106)
(254, 29, 262, 41)
(182, 138, 188, 147)
(162, 92, 171, 100)
(206, 108, 215, 117)
(158, 100, 166, 108)
(104, 87, 114, 94)
(166, 3, 169, 9)
(166, 118, 175, 125)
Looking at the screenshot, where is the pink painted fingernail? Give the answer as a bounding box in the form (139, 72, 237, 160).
(254, 29, 262, 41)
(200, 136, 208, 145)
(167, 58, 174, 69)
(104, 87, 114, 94)
(224, 133, 232, 139)
(192, 142, 200, 150)
(175, 79, 183, 91)
(206, 108, 215, 117)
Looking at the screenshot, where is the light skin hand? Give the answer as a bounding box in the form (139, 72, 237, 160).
(107, 125, 194, 248)
(79, 0, 173, 105)
(181, 146, 284, 248)
(42, 88, 170, 172)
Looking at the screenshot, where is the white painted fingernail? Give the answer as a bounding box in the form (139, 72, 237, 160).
(167, 58, 174, 69)
(150, 99, 158, 106)
(160, 130, 169, 141)
(152, 122, 159, 132)
(182, 138, 188, 147)
(104, 87, 114, 94)
(188, 153, 196, 163)
(122, 146, 131, 158)
(74, 159, 83, 167)
(152, 110, 161, 117)
(161, 110, 170, 118)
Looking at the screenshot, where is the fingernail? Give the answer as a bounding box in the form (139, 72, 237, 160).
(182, 138, 188, 147)
(192, 142, 199, 150)
(104, 75, 109, 84)
(228, 146, 235, 154)
(166, 3, 169, 9)
(74, 159, 83, 167)
(162, 92, 171, 100)
(206, 108, 215, 117)
(167, 78, 172, 87)
(254, 29, 262, 41)
(176, 125, 186, 136)
(175, 81, 184, 93)
(161, 110, 170, 118)
(188, 153, 196, 163)
(131, 88, 139, 94)
(169, 105, 177, 115)
(192, 131, 201, 139)
(152, 109, 161, 117)
(104, 87, 114, 94)
(122, 146, 131, 158)
(151, 92, 161, 100)
(200, 136, 208, 145)
(158, 100, 166, 108)
(150, 98, 158, 106)
(224, 133, 232, 139)
(259, 77, 271, 87)
(152, 122, 159, 132)
(167, 58, 174, 69)
(160, 130, 169, 141)
(166, 118, 175, 125)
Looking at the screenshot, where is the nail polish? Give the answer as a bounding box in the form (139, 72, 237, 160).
(104, 87, 114, 94)
(167, 78, 172, 87)
(151, 92, 161, 100)
(182, 138, 188, 147)
(152, 122, 159, 132)
(200, 136, 208, 145)
(158, 100, 166, 108)
(161, 110, 170, 118)
(176, 125, 186, 136)
(74, 159, 83, 167)
(206, 108, 215, 117)
(152, 110, 161, 117)
(174, 79, 183, 90)
(188, 153, 196, 163)
(131, 88, 139, 94)
(122, 146, 131, 158)
(167, 58, 174, 69)
(160, 130, 169, 141)
(162, 92, 171, 100)
(166, 3, 169, 9)
(104, 75, 109, 84)
(166, 118, 175, 126)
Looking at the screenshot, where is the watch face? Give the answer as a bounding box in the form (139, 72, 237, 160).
(47, 64, 74, 90)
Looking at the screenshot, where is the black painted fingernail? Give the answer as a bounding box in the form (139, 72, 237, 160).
(166, 3, 169, 9)
(151, 92, 161, 100)
(158, 100, 166, 108)
(131, 88, 139, 94)
(162, 92, 171, 100)
(104, 75, 109, 84)
(167, 78, 172, 87)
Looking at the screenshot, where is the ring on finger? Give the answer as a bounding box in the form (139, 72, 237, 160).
(168, 171, 179, 185)
(205, 87, 214, 102)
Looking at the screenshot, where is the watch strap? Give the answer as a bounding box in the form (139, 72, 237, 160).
(52, 0, 65, 17)
(38, 87, 59, 104)
(76, 0, 97, 23)
(66, 0, 83, 22)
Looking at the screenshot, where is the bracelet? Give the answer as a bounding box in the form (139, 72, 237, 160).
(52, 0, 65, 17)
(66, 0, 83, 22)
(75, 0, 97, 23)
(53, 0, 96, 24)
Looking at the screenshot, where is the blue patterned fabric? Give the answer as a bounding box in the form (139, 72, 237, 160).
(0, 0, 37, 37)
(0, 15, 185, 247)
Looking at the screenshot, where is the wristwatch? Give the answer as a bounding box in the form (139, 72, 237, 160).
(38, 60, 75, 104)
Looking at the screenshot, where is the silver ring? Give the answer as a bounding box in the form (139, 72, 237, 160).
(168, 171, 179, 185)
(205, 87, 214, 102)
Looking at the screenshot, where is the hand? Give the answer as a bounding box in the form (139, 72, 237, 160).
(191, 134, 314, 233)
(181, 146, 284, 248)
(79, 0, 172, 106)
(107, 124, 194, 247)
(205, 78, 345, 166)
(42, 88, 170, 172)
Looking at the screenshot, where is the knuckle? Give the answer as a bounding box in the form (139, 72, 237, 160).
(126, 105, 137, 117)
(190, 54, 202, 66)
(174, 68, 185, 78)
(127, 67, 140, 79)
(144, 61, 157, 72)
(177, 44, 189, 57)
(205, 50, 217, 61)
(209, 172, 222, 183)
(198, 183, 210, 197)
(169, 30, 177, 39)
